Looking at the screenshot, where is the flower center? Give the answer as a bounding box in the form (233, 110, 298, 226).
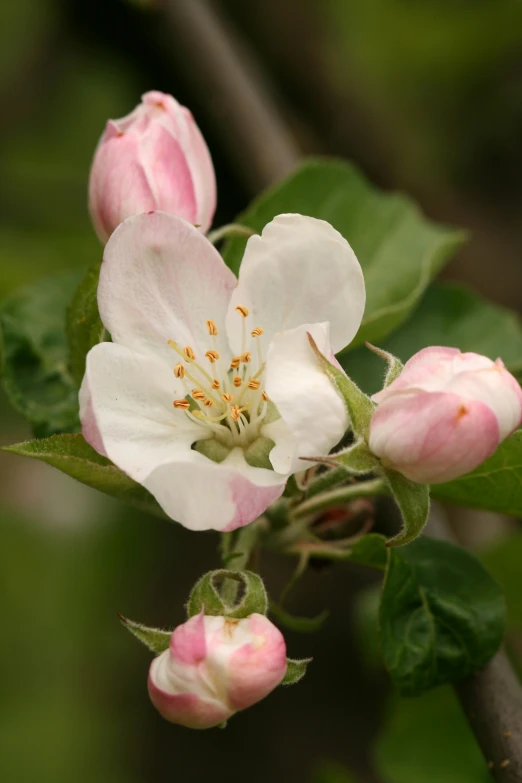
(169, 306, 273, 458)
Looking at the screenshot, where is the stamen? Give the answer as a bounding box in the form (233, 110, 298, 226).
(205, 350, 220, 363)
(204, 399, 214, 408)
(251, 327, 264, 337)
(192, 389, 206, 401)
(206, 320, 219, 336)
(233, 376, 242, 387)
(173, 399, 190, 409)
(212, 379, 221, 390)
(230, 405, 243, 421)
(235, 305, 249, 318)
(222, 393, 233, 402)
(262, 390, 269, 401)
(240, 352, 252, 363)
(248, 379, 261, 390)
(184, 346, 196, 361)
(174, 363, 185, 378)
(230, 356, 241, 369)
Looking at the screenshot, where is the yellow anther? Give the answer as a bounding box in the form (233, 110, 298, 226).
(173, 399, 190, 409)
(235, 305, 249, 318)
(174, 363, 185, 379)
(222, 393, 233, 403)
(230, 356, 241, 369)
(184, 346, 196, 361)
(204, 398, 214, 408)
(240, 352, 252, 363)
(251, 326, 264, 337)
(191, 389, 206, 401)
(233, 376, 242, 387)
(206, 320, 219, 336)
(248, 379, 261, 390)
(230, 405, 243, 421)
(205, 350, 220, 363)
(261, 390, 269, 401)
(211, 379, 221, 390)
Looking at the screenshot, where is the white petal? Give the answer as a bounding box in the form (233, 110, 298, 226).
(82, 342, 203, 481)
(261, 416, 297, 476)
(265, 322, 349, 473)
(99, 211, 236, 365)
(226, 214, 365, 355)
(143, 447, 286, 531)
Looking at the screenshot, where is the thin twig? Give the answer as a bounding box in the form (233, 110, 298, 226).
(161, 0, 301, 191)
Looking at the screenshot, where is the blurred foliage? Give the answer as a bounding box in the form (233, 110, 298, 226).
(324, 0, 522, 201)
(374, 686, 491, 783)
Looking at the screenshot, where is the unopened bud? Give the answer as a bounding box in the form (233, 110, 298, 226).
(369, 346, 522, 483)
(89, 91, 216, 242)
(148, 611, 287, 728)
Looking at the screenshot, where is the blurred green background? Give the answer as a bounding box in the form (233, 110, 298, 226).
(2, 1, 522, 781)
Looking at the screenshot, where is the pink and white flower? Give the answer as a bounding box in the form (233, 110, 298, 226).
(80, 211, 365, 530)
(89, 91, 216, 243)
(148, 612, 287, 729)
(369, 346, 522, 484)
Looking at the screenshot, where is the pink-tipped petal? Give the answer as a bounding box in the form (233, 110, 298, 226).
(227, 614, 287, 710)
(143, 447, 286, 531)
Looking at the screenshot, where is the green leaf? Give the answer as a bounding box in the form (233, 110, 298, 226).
(3, 434, 166, 518)
(0, 272, 82, 437)
(432, 430, 522, 517)
(343, 281, 522, 394)
(270, 601, 329, 633)
(316, 439, 378, 474)
(222, 158, 464, 346)
(307, 332, 375, 439)
(384, 469, 430, 547)
(375, 687, 492, 783)
(119, 615, 171, 654)
(380, 537, 506, 696)
(67, 262, 107, 387)
(281, 657, 312, 686)
(346, 533, 387, 570)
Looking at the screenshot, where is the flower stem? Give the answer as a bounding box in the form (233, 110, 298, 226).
(292, 478, 388, 519)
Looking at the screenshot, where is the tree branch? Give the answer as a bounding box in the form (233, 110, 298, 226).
(159, 2, 522, 777)
(161, 0, 300, 192)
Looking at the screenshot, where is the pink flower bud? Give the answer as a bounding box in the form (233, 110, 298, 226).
(369, 346, 522, 484)
(148, 612, 287, 729)
(89, 91, 216, 242)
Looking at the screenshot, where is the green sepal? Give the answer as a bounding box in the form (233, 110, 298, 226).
(365, 342, 403, 388)
(384, 469, 430, 547)
(309, 439, 378, 475)
(307, 333, 375, 439)
(119, 614, 171, 654)
(187, 569, 268, 619)
(281, 657, 312, 686)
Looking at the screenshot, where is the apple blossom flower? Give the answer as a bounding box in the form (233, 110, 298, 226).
(369, 346, 522, 484)
(80, 211, 366, 531)
(148, 611, 287, 728)
(89, 91, 216, 243)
